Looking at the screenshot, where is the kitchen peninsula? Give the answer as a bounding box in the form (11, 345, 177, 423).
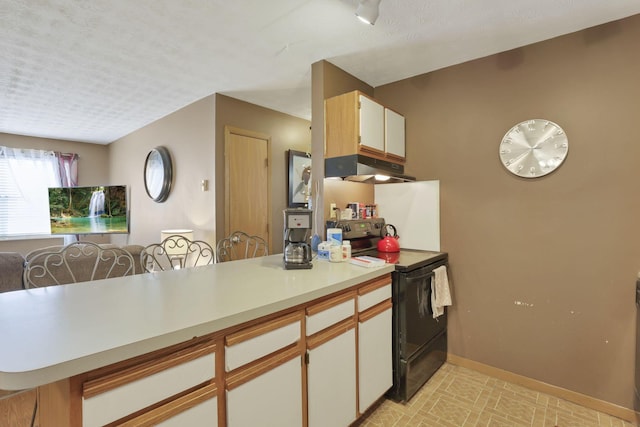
(0, 255, 395, 426)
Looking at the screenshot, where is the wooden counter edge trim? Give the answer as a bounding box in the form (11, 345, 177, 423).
(305, 290, 356, 317)
(115, 382, 218, 427)
(306, 317, 356, 350)
(83, 340, 216, 399)
(225, 311, 303, 347)
(447, 354, 640, 425)
(225, 343, 300, 392)
(357, 274, 392, 296)
(358, 299, 392, 323)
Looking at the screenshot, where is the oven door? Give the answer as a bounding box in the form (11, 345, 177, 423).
(396, 260, 447, 361)
(389, 259, 448, 402)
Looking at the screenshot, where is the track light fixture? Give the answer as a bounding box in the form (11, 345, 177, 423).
(355, 0, 381, 25)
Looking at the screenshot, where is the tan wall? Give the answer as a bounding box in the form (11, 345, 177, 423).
(374, 15, 640, 409)
(108, 96, 216, 247)
(0, 133, 110, 254)
(214, 94, 311, 254)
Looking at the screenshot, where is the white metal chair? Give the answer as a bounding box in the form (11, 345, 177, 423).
(216, 231, 268, 263)
(141, 234, 215, 272)
(23, 242, 136, 288)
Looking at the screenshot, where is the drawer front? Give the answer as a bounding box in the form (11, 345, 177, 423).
(358, 283, 391, 312)
(306, 297, 355, 336)
(226, 319, 300, 371)
(83, 353, 215, 427)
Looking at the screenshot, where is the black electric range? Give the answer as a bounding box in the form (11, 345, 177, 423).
(328, 218, 449, 402)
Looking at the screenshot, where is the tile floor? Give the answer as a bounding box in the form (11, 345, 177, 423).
(358, 363, 637, 427)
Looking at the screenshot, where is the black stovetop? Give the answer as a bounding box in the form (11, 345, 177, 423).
(354, 248, 447, 272)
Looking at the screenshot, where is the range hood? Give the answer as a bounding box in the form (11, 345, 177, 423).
(324, 154, 415, 183)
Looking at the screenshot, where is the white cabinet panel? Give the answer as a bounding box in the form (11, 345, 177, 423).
(358, 94, 384, 152)
(156, 396, 218, 427)
(385, 108, 405, 158)
(306, 298, 354, 336)
(358, 284, 391, 312)
(83, 353, 215, 427)
(359, 307, 393, 413)
(307, 329, 357, 427)
(226, 320, 300, 371)
(227, 357, 302, 427)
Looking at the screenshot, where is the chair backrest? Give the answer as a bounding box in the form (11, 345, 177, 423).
(23, 242, 136, 288)
(141, 235, 215, 272)
(216, 231, 268, 263)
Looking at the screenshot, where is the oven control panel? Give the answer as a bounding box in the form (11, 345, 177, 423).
(330, 218, 385, 240)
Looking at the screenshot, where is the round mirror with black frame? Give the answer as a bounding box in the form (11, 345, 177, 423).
(144, 146, 173, 202)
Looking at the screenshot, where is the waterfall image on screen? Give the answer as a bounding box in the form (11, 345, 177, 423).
(48, 186, 128, 235)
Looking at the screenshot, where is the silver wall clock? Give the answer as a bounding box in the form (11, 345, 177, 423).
(144, 146, 173, 202)
(499, 119, 569, 178)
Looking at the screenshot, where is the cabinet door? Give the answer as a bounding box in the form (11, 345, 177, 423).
(358, 301, 393, 414)
(226, 353, 302, 427)
(307, 323, 357, 427)
(225, 312, 304, 427)
(358, 94, 385, 153)
(385, 108, 405, 160)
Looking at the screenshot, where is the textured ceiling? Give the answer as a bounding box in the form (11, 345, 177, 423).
(1, 0, 639, 144)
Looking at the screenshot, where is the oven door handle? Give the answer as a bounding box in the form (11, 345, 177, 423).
(405, 270, 435, 283)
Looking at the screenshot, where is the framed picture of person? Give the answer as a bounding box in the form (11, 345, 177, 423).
(287, 150, 311, 208)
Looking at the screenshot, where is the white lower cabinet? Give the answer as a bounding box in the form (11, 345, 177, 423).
(226, 356, 302, 427)
(358, 301, 393, 414)
(224, 311, 303, 427)
(306, 292, 357, 427)
(358, 279, 393, 414)
(307, 327, 357, 427)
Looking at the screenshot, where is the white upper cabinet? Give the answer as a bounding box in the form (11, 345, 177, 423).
(385, 108, 405, 160)
(358, 94, 385, 153)
(325, 90, 405, 163)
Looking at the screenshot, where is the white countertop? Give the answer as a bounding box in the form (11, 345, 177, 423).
(0, 255, 394, 391)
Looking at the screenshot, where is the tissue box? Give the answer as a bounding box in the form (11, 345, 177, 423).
(317, 242, 330, 260)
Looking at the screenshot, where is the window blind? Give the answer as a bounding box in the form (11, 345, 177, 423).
(0, 148, 61, 237)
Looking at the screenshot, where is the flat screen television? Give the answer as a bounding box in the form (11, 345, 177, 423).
(48, 185, 129, 235)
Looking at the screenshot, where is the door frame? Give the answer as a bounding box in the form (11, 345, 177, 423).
(224, 125, 272, 250)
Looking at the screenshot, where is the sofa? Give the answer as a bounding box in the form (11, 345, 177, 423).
(0, 244, 145, 293)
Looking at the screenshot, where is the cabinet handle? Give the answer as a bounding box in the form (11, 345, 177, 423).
(359, 300, 392, 323)
(225, 344, 301, 391)
(117, 383, 217, 427)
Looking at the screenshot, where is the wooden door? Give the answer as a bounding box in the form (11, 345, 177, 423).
(224, 126, 270, 246)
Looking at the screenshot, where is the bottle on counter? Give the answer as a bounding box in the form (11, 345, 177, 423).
(341, 240, 351, 262)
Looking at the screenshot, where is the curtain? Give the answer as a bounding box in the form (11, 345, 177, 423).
(56, 152, 79, 187)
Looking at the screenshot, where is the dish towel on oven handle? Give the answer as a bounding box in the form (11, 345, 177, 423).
(431, 265, 451, 319)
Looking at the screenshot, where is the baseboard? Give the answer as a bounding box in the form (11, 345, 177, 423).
(447, 354, 640, 426)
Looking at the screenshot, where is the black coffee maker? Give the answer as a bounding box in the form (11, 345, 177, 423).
(283, 208, 313, 270)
